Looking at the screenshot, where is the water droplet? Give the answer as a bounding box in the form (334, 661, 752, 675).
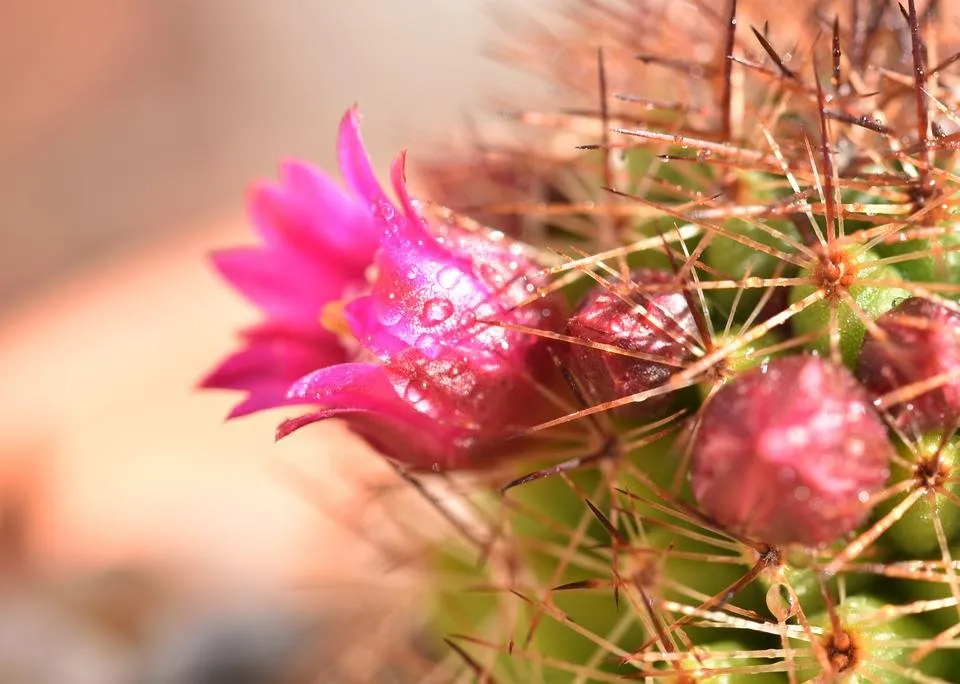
(766, 583, 795, 622)
(374, 200, 395, 222)
(478, 263, 503, 286)
(422, 298, 454, 325)
(415, 333, 441, 358)
(375, 298, 403, 326)
(459, 310, 477, 328)
(379, 309, 402, 326)
(437, 266, 461, 289)
(404, 382, 424, 404)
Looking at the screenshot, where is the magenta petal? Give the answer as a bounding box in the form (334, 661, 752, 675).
(390, 150, 420, 221)
(360, 221, 490, 352)
(282, 362, 469, 469)
(337, 107, 389, 206)
(211, 246, 348, 320)
(278, 160, 381, 266)
(343, 296, 410, 360)
(288, 362, 409, 413)
(201, 323, 346, 418)
(248, 175, 330, 259)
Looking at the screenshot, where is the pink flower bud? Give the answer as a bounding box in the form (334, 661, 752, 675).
(857, 297, 960, 433)
(564, 269, 697, 419)
(690, 356, 892, 546)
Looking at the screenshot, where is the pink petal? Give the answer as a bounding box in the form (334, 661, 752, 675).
(279, 160, 382, 266)
(201, 322, 346, 418)
(211, 246, 349, 320)
(342, 296, 410, 360)
(390, 150, 420, 221)
(352, 205, 490, 353)
(337, 107, 390, 207)
(280, 362, 466, 469)
(287, 362, 411, 414)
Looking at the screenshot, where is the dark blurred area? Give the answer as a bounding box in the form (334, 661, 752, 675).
(0, 1, 503, 681)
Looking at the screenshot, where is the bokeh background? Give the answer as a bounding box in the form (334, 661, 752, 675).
(0, 1, 524, 680)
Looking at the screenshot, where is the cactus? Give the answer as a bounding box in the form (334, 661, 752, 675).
(203, 0, 960, 681)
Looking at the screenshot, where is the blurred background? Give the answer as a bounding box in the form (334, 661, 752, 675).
(0, 1, 519, 681)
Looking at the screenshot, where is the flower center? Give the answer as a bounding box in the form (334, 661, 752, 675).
(320, 299, 354, 340)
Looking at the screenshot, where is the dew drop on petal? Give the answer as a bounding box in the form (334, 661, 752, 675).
(415, 333, 441, 358)
(478, 263, 504, 287)
(404, 382, 424, 404)
(373, 200, 396, 223)
(437, 266, 461, 290)
(422, 298, 454, 325)
(375, 299, 403, 326)
(458, 310, 477, 328)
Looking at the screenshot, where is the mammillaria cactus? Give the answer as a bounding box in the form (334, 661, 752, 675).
(205, 0, 960, 680)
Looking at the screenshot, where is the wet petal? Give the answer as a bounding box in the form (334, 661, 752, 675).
(337, 106, 390, 206)
(281, 362, 469, 468)
(201, 322, 346, 418)
(342, 295, 410, 360)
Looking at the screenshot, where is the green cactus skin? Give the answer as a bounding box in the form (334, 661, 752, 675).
(789, 249, 910, 367)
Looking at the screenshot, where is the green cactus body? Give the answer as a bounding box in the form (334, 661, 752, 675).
(704, 216, 799, 322)
(789, 248, 910, 367)
(874, 229, 960, 296)
(676, 640, 783, 683)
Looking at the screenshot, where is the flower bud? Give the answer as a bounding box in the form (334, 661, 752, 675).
(564, 269, 697, 419)
(690, 355, 892, 546)
(857, 296, 960, 433)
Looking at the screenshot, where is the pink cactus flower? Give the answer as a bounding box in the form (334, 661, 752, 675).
(203, 108, 561, 470)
